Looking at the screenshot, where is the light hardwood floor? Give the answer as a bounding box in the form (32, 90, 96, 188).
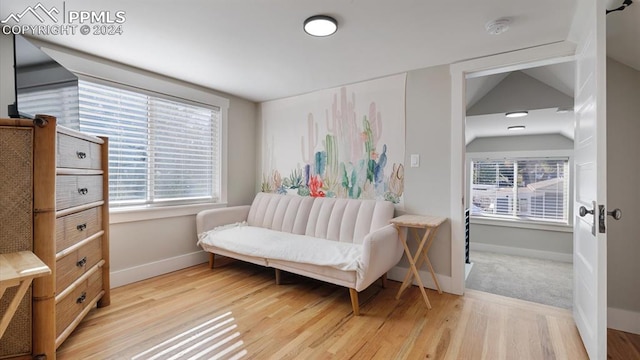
(56, 261, 633, 359)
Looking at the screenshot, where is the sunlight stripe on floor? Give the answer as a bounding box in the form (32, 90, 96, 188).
(152, 324, 237, 360)
(167, 331, 242, 360)
(189, 339, 245, 360)
(132, 311, 237, 360)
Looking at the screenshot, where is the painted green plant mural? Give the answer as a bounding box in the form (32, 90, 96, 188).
(263, 88, 404, 203)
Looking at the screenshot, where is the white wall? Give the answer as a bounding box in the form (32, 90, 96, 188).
(110, 214, 205, 286)
(402, 65, 452, 278)
(606, 58, 640, 333)
(469, 224, 572, 261)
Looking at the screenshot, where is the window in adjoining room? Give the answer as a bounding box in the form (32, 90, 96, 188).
(470, 158, 569, 224)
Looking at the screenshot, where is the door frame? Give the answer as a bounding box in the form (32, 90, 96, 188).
(448, 41, 577, 295)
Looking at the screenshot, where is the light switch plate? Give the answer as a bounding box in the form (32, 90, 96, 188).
(410, 154, 420, 167)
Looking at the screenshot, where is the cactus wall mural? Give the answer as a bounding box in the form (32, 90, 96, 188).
(261, 74, 406, 203)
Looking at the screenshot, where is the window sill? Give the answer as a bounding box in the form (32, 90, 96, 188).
(110, 202, 228, 224)
(470, 216, 573, 233)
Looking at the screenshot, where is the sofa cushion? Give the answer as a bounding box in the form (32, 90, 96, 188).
(198, 224, 364, 275)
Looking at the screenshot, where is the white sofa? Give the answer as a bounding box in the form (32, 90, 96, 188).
(196, 192, 403, 315)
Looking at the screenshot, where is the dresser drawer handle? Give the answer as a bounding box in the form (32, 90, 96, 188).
(76, 223, 87, 231)
(76, 151, 87, 159)
(78, 188, 89, 195)
(76, 292, 87, 304)
(76, 257, 87, 268)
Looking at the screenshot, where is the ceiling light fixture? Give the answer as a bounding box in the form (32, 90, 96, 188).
(505, 111, 528, 118)
(508, 125, 526, 131)
(304, 15, 338, 37)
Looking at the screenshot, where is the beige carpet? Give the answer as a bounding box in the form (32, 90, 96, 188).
(465, 251, 573, 309)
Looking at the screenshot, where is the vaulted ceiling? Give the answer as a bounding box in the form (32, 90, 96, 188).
(465, 64, 576, 144)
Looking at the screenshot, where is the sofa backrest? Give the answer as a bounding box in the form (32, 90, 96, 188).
(247, 193, 315, 235)
(305, 197, 394, 244)
(247, 193, 395, 244)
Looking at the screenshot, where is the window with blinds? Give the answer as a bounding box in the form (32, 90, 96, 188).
(470, 158, 569, 223)
(16, 82, 80, 128)
(74, 80, 220, 207)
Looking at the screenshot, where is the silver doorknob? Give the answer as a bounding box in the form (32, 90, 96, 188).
(608, 208, 622, 220)
(579, 206, 594, 217)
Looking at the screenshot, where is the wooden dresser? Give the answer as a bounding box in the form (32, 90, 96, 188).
(0, 115, 110, 359)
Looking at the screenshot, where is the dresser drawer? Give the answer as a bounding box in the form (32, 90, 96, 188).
(57, 133, 102, 170)
(56, 237, 102, 293)
(56, 175, 103, 210)
(56, 206, 103, 252)
(56, 268, 103, 338)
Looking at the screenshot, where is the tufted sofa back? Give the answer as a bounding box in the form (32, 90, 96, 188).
(247, 193, 315, 235)
(247, 193, 395, 245)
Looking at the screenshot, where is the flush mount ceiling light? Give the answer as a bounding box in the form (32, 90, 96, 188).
(507, 125, 526, 131)
(485, 18, 511, 35)
(304, 15, 338, 37)
(505, 111, 528, 118)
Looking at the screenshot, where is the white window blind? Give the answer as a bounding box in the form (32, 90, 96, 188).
(76, 80, 220, 207)
(17, 82, 79, 127)
(148, 97, 219, 202)
(470, 158, 569, 223)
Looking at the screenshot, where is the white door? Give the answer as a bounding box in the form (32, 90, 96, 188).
(572, 0, 607, 359)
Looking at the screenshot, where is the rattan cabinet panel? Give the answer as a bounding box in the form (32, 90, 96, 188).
(0, 123, 34, 358)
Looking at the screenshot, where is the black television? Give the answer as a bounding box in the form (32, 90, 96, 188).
(8, 35, 78, 122)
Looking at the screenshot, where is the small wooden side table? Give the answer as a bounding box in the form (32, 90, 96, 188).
(0, 251, 51, 339)
(390, 214, 447, 309)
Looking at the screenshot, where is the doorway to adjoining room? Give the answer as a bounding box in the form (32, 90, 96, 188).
(462, 61, 575, 309)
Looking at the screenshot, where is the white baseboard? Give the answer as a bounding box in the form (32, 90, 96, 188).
(111, 255, 453, 294)
(110, 251, 209, 288)
(608, 307, 640, 335)
(470, 242, 573, 263)
(388, 266, 453, 294)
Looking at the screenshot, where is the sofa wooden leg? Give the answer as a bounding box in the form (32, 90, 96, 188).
(381, 273, 387, 288)
(208, 253, 215, 269)
(275, 269, 281, 285)
(349, 288, 360, 316)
